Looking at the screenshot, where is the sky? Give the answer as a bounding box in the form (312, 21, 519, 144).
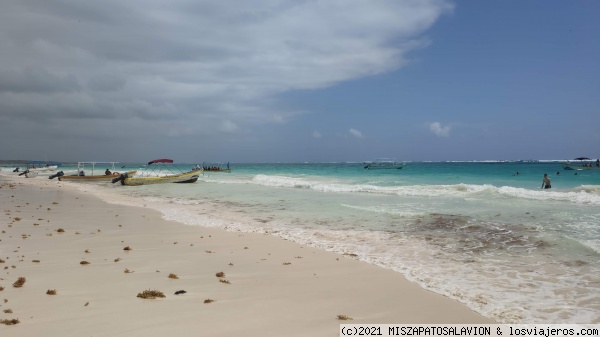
(1, 0, 598, 163)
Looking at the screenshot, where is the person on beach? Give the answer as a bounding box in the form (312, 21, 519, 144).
(105, 168, 112, 175)
(541, 173, 551, 189)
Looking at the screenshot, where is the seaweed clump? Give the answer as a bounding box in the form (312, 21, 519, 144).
(12, 277, 26, 288)
(0, 318, 20, 325)
(137, 289, 166, 299)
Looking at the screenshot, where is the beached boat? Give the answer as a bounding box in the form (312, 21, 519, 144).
(363, 159, 405, 170)
(562, 157, 600, 171)
(17, 169, 39, 178)
(112, 159, 201, 186)
(58, 162, 135, 181)
(25, 170, 39, 178)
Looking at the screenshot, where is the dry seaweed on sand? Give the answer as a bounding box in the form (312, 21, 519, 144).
(168, 273, 179, 279)
(12, 277, 26, 288)
(137, 289, 166, 299)
(215, 271, 225, 278)
(203, 299, 215, 304)
(337, 314, 353, 320)
(46, 289, 57, 295)
(80, 261, 90, 265)
(0, 318, 20, 325)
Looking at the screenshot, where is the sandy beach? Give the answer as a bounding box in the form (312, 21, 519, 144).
(0, 174, 493, 337)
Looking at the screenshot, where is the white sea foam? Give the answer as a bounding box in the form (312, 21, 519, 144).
(340, 204, 427, 217)
(251, 174, 600, 205)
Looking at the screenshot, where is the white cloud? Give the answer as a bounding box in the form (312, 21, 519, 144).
(429, 122, 451, 137)
(0, 0, 452, 160)
(349, 128, 364, 138)
(312, 130, 322, 138)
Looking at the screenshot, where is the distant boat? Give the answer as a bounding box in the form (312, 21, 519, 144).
(201, 162, 232, 173)
(25, 161, 60, 172)
(112, 159, 201, 185)
(58, 162, 136, 181)
(562, 157, 600, 171)
(363, 159, 405, 170)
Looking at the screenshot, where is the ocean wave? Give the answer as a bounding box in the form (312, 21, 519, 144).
(497, 186, 600, 205)
(251, 175, 600, 205)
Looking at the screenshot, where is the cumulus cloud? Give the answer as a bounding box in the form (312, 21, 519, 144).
(349, 128, 364, 138)
(0, 0, 452, 160)
(429, 122, 451, 137)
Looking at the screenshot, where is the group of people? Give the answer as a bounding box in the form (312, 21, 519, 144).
(582, 159, 600, 168)
(194, 162, 231, 171)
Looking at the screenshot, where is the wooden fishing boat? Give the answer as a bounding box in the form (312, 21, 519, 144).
(112, 159, 201, 186)
(58, 162, 136, 181)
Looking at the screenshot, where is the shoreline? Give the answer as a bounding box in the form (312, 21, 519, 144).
(1, 174, 493, 336)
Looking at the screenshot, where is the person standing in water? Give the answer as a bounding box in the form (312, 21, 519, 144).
(541, 173, 551, 189)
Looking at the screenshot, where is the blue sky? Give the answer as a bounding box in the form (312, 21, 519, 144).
(1, 1, 598, 163)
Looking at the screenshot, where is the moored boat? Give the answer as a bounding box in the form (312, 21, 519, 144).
(201, 162, 232, 173)
(562, 164, 600, 170)
(363, 159, 405, 170)
(113, 159, 201, 186)
(562, 157, 600, 171)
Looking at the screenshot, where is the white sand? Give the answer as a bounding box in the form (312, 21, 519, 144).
(0, 175, 493, 336)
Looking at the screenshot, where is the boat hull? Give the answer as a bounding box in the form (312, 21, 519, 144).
(59, 171, 137, 181)
(121, 170, 200, 186)
(562, 164, 600, 171)
(204, 169, 232, 173)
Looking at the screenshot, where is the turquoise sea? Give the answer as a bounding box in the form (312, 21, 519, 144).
(3, 161, 600, 323)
